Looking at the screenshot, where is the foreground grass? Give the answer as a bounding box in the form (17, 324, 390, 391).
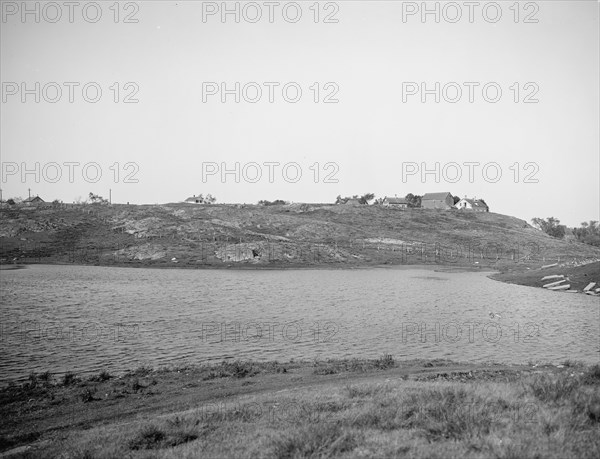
(1, 359, 599, 458)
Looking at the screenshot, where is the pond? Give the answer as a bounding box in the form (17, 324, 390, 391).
(0, 264, 598, 382)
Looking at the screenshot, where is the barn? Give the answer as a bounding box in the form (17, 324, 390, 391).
(421, 192, 454, 210)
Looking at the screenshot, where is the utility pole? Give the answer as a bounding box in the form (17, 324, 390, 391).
(28, 188, 31, 199)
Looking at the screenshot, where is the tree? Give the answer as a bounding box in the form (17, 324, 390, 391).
(258, 199, 287, 206)
(453, 195, 461, 205)
(531, 217, 566, 239)
(405, 193, 422, 208)
(335, 195, 356, 204)
(359, 193, 375, 205)
(88, 192, 108, 204)
(573, 220, 600, 247)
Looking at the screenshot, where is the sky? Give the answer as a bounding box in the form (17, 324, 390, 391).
(1, 0, 598, 227)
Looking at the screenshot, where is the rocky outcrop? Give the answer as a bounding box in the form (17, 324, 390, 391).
(115, 243, 166, 261)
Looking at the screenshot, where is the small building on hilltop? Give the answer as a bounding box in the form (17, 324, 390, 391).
(421, 192, 454, 210)
(455, 197, 489, 212)
(184, 194, 216, 204)
(184, 195, 204, 204)
(382, 196, 408, 208)
(23, 196, 45, 206)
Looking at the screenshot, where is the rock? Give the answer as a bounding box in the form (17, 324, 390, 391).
(115, 244, 166, 261)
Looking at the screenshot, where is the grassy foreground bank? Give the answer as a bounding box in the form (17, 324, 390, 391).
(1, 358, 599, 458)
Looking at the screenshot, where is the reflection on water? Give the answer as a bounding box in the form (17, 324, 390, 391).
(0, 264, 598, 382)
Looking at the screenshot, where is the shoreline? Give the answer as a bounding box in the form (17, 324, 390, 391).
(5, 259, 599, 297)
(0, 259, 488, 270)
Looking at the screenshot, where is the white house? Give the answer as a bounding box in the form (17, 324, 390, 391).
(455, 197, 489, 212)
(184, 195, 204, 204)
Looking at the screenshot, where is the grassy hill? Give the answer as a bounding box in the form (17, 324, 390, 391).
(1, 203, 599, 273)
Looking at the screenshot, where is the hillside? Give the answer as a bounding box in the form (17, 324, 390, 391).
(1, 203, 599, 274)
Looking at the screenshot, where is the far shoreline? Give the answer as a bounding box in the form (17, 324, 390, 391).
(4, 259, 598, 296)
(0, 258, 558, 293)
(0, 259, 496, 273)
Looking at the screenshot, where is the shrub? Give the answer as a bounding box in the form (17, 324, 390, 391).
(26, 372, 38, 389)
(582, 365, 600, 385)
(399, 387, 493, 440)
(98, 370, 112, 381)
(269, 423, 359, 458)
(572, 391, 600, 424)
(131, 378, 145, 392)
(37, 371, 53, 385)
(133, 365, 153, 376)
(128, 423, 199, 450)
(89, 370, 112, 382)
(80, 388, 97, 403)
(526, 373, 580, 403)
(313, 364, 341, 375)
(202, 361, 258, 380)
(345, 384, 385, 399)
(62, 372, 79, 386)
(375, 354, 395, 369)
(128, 425, 166, 450)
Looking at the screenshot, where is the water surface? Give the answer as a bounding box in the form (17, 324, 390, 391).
(1, 265, 598, 382)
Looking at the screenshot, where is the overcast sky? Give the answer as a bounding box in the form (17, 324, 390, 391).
(1, 0, 598, 227)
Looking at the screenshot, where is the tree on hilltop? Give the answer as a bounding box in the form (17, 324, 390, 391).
(573, 220, 600, 247)
(88, 193, 108, 204)
(335, 193, 374, 204)
(405, 193, 422, 208)
(531, 217, 566, 239)
(359, 193, 375, 205)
